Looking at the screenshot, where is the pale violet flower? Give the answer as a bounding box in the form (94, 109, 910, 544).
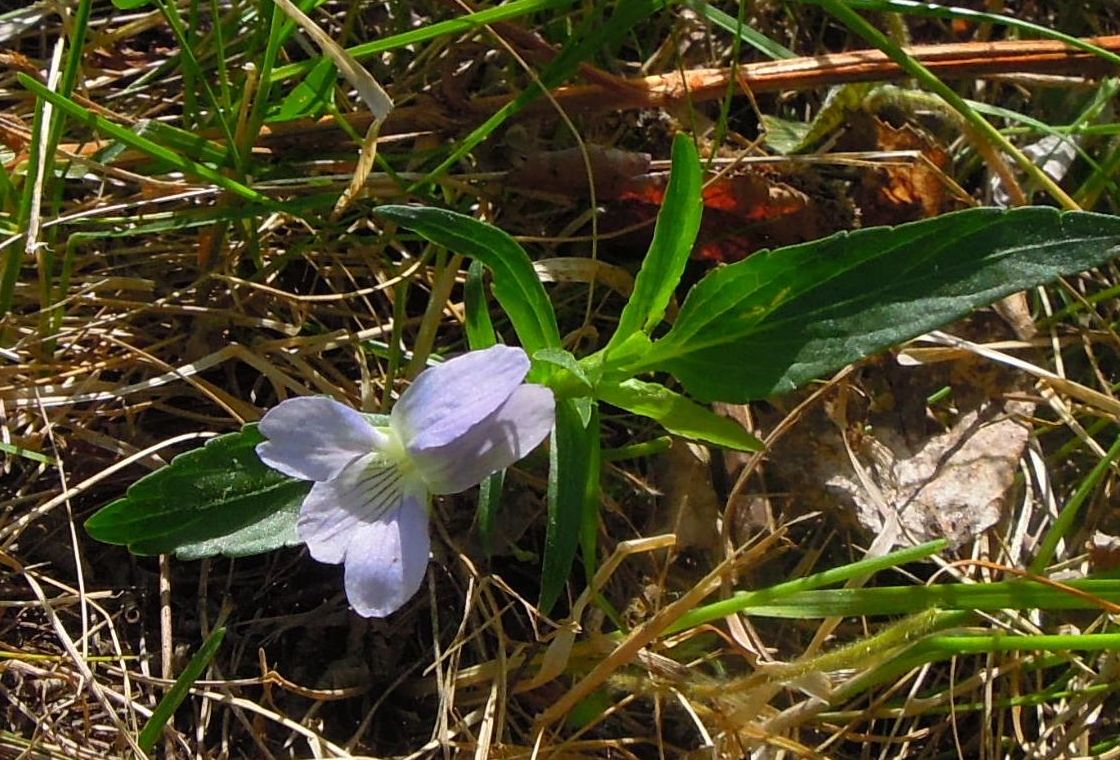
(256, 345, 555, 617)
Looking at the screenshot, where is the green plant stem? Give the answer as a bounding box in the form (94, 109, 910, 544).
(823, 680, 1120, 720)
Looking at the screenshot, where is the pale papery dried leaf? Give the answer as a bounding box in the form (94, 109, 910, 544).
(826, 399, 1033, 548)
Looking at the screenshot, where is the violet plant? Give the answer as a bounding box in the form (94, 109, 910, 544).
(255, 346, 553, 617)
(87, 133, 1120, 617)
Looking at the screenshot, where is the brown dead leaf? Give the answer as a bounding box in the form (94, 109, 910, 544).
(837, 111, 954, 227)
(506, 144, 651, 200)
(651, 439, 721, 554)
(1088, 532, 1120, 572)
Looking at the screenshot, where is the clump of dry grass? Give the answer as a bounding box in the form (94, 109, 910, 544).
(2, 1, 1120, 758)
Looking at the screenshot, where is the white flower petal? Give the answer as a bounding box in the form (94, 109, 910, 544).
(409, 384, 555, 494)
(297, 453, 418, 564)
(257, 396, 381, 482)
(343, 495, 431, 617)
(392, 345, 529, 452)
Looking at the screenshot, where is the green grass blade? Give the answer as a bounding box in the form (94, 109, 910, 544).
(1030, 433, 1120, 574)
(917, 632, 1120, 655)
(2, 60, 55, 317)
(137, 625, 226, 752)
(0, 441, 58, 466)
(240, 0, 286, 170)
(31, 0, 93, 327)
(827, 611, 1114, 701)
(49, 0, 91, 142)
(417, 0, 665, 186)
(707, 578, 1120, 619)
(272, 0, 579, 83)
(132, 120, 236, 167)
(684, 0, 796, 59)
(16, 74, 280, 210)
(0, 160, 15, 212)
(154, 0, 237, 142)
(834, 0, 1120, 66)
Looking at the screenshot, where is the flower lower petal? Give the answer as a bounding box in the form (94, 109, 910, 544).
(392, 345, 530, 451)
(409, 384, 555, 494)
(343, 495, 431, 618)
(297, 453, 416, 564)
(257, 396, 380, 481)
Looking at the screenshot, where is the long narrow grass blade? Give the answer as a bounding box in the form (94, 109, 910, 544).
(137, 625, 226, 752)
(17, 74, 280, 210)
(270, 0, 391, 121)
(712, 579, 1120, 619)
(272, 0, 578, 83)
(417, 0, 665, 186)
(665, 540, 947, 634)
(1030, 433, 1120, 574)
(684, 0, 796, 59)
(834, 0, 1120, 66)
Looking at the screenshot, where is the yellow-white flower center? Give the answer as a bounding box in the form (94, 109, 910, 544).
(375, 425, 415, 478)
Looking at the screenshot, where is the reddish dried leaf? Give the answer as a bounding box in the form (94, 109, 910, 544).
(609, 169, 845, 262)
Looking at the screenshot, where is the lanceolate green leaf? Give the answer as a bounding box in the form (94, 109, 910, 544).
(174, 500, 301, 561)
(375, 205, 561, 354)
(607, 133, 703, 353)
(598, 378, 763, 452)
(531, 347, 594, 397)
(86, 425, 310, 558)
(616, 207, 1120, 402)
